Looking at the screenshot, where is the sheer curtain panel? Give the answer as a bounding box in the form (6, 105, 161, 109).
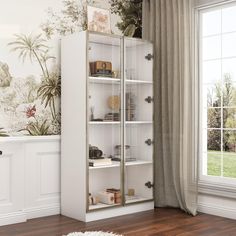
(142, 0, 198, 215)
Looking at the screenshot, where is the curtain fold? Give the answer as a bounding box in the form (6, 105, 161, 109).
(142, 0, 198, 215)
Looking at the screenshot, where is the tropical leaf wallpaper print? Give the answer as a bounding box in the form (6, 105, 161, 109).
(0, 0, 141, 136)
(0, 0, 89, 136)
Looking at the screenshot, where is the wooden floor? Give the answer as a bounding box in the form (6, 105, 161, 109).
(0, 208, 236, 236)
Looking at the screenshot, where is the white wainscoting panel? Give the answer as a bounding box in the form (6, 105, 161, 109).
(24, 139, 60, 219)
(0, 137, 61, 226)
(198, 192, 236, 220)
(0, 143, 25, 226)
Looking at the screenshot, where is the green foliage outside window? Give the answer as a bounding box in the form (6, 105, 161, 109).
(207, 74, 236, 152)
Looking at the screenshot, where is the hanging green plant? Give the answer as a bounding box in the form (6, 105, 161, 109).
(109, 0, 142, 38)
(123, 24, 136, 37)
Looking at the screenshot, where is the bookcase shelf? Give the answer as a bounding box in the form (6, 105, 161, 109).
(89, 76, 120, 84)
(61, 31, 154, 222)
(89, 121, 153, 125)
(89, 160, 153, 170)
(89, 203, 121, 211)
(126, 79, 153, 85)
(126, 121, 153, 124)
(89, 77, 152, 85)
(89, 121, 120, 125)
(125, 197, 153, 204)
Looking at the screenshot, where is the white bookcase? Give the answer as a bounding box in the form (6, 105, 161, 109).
(61, 31, 154, 222)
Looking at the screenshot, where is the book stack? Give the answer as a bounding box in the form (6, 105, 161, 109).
(104, 112, 120, 121)
(126, 92, 136, 121)
(111, 155, 136, 162)
(89, 158, 112, 167)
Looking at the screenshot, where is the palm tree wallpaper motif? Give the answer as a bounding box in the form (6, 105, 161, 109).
(0, 0, 88, 136)
(8, 34, 49, 78)
(7, 33, 61, 136)
(0, 0, 139, 136)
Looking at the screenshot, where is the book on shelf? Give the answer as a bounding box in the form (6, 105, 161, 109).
(126, 92, 136, 121)
(89, 158, 112, 167)
(112, 155, 137, 162)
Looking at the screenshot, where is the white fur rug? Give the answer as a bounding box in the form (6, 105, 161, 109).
(66, 232, 122, 236)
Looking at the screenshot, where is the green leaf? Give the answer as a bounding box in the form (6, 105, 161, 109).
(123, 24, 136, 37)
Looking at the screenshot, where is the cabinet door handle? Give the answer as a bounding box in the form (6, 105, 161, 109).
(0, 150, 2, 156)
(145, 96, 153, 103)
(145, 139, 153, 146)
(145, 181, 154, 188)
(145, 53, 154, 61)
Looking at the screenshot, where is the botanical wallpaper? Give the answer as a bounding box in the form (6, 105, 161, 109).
(0, 0, 142, 137)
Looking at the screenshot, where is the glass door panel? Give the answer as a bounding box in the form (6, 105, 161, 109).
(124, 38, 154, 204)
(87, 33, 122, 210)
(125, 38, 153, 82)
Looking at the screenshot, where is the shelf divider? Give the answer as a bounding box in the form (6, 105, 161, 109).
(89, 76, 120, 84)
(89, 121, 153, 125)
(89, 160, 153, 170)
(126, 79, 153, 84)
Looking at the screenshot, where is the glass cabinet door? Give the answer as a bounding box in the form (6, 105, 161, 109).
(124, 38, 154, 204)
(87, 33, 122, 211)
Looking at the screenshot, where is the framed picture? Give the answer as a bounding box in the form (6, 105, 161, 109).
(87, 6, 111, 34)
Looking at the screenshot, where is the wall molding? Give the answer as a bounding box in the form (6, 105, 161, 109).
(0, 203, 61, 226)
(198, 180, 236, 220)
(0, 140, 61, 227)
(0, 135, 60, 143)
(198, 201, 236, 220)
(0, 204, 60, 226)
(198, 180, 236, 199)
(0, 211, 27, 227)
(24, 204, 60, 220)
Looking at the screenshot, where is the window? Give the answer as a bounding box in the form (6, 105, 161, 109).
(200, 3, 236, 183)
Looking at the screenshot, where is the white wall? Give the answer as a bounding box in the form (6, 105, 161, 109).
(198, 193, 236, 220)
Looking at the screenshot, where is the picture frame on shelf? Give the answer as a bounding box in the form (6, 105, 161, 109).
(87, 6, 111, 34)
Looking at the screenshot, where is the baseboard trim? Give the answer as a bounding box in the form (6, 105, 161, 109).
(198, 202, 236, 220)
(25, 204, 60, 220)
(0, 211, 27, 226)
(0, 204, 60, 226)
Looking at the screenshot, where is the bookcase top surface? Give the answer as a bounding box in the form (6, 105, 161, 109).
(86, 30, 153, 46)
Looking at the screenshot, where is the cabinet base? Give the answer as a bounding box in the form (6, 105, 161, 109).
(85, 201, 154, 222)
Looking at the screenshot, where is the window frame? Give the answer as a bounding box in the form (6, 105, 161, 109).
(197, 1, 236, 196)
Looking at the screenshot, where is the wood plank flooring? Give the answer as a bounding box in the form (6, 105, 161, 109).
(0, 208, 236, 236)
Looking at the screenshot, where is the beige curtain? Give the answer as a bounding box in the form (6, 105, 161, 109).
(142, 0, 198, 215)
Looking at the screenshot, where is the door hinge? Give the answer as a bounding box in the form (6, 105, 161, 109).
(145, 53, 154, 61)
(145, 181, 154, 189)
(145, 96, 154, 103)
(145, 139, 153, 146)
